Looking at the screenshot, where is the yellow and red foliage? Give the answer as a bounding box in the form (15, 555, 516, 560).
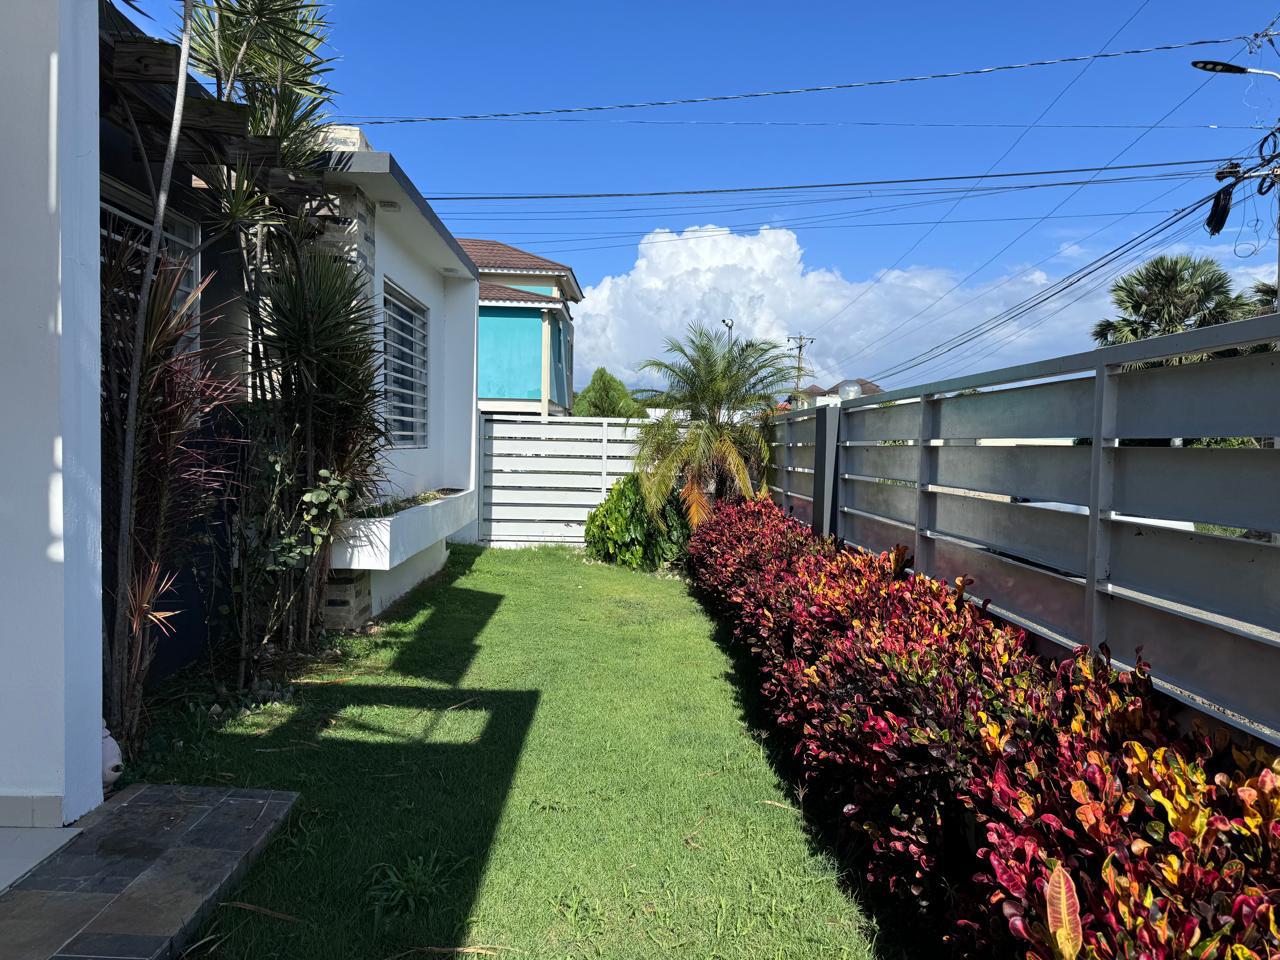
(686, 497, 1280, 959)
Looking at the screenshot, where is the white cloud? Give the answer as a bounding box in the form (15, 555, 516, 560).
(573, 225, 1112, 391)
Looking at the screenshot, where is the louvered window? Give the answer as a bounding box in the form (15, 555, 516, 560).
(383, 283, 429, 446)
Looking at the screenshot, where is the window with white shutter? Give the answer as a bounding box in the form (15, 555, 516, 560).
(383, 282, 429, 447)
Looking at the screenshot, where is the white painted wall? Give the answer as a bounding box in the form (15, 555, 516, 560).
(0, 0, 103, 826)
(374, 213, 479, 499)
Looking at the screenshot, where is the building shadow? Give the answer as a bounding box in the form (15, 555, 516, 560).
(205, 681, 538, 955)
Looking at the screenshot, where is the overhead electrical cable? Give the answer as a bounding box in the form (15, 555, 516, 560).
(821, 52, 1258, 377)
(423, 157, 1230, 201)
(334, 31, 1275, 124)
(801, 0, 1155, 342)
(436, 170, 1215, 222)
(345, 117, 1266, 131)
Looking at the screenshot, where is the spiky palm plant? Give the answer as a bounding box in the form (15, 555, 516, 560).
(1252, 278, 1278, 315)
(633, 324, 795, 527)
(1092, 255, 1253, 364)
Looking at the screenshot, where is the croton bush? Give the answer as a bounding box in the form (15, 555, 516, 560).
(687, 497, 1279, 959)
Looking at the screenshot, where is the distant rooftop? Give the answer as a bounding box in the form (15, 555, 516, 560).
(457, 239, 584, 301)
(800, 378, 883, 397)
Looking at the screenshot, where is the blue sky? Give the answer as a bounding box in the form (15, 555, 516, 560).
(143, 1, 1279, 388)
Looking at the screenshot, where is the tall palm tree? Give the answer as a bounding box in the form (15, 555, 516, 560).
(1093, 255, 1253, 361)
(633, 324, 796, 527)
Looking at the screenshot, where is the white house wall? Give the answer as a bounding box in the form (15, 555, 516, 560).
(374, 213, 479, 499)
(0, 0, 103, 826)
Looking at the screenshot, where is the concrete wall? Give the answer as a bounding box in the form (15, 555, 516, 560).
(0, 0, 103, 826)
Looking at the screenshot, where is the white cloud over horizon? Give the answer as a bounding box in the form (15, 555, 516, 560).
(571, 227, 1277, 393)
(572, 225, 1110, 392)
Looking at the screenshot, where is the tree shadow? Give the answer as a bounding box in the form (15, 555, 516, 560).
(702, 609, 945, 960)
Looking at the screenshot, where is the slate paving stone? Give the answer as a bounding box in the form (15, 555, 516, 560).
(80, 846, 242, 939)
(0, 890, 114, 960)
(52, 931, 169, 960)
(180, 797, 292, 853)
(0, 785, 296, 960)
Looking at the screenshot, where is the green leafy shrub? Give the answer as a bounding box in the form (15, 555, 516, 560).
(585, 474, 689, 571)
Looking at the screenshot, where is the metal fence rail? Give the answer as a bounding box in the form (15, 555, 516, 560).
(480, 415, 639, 546)
(769, 313, 1280, 744)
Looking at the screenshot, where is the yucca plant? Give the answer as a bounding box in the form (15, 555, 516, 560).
(633, 323, 795, 527)
(218, 222, 386, 669)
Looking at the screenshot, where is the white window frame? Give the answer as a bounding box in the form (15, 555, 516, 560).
(100, 176, 202, 319)
(382, 279, 430, 448)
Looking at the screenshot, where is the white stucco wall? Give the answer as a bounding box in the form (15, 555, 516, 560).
(0, 0, 103, 826)
(373, 213, 479, 499)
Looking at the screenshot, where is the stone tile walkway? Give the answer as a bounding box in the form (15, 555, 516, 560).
(0, 784, 296, 960)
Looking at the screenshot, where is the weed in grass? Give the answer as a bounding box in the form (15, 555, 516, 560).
(366, 851, 466, 933)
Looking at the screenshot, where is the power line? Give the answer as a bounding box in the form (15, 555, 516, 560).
(424, 157, 1230, 201)
(471, 210, 1173, 240)
(346, 117, 1267, 131)
(336, 32, 1275, 124)
(821, 53, 1261, 377)
(435, 170, 1213, 220)
(803, 0, 1154, 341)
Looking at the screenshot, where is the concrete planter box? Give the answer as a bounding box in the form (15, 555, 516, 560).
(327, 489, 477, 620)
(331, 488, 477, 571)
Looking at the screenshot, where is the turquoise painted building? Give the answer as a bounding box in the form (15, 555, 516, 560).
(458, 239, 584, 416)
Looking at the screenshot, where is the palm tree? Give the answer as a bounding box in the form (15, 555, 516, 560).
(1093, 255, 1253, 362)
(1252, 278, 1278, 315)
(633, 324, 795, 528)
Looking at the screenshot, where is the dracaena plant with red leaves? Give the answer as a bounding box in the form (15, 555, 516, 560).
(687, 497, 1280, 959)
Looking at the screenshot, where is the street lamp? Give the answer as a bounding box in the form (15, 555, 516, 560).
(1191, 60, 1280, 82)
(1192, 59, 1280, 312)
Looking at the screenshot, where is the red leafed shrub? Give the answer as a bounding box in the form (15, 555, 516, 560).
(687, 496, 1280, 959)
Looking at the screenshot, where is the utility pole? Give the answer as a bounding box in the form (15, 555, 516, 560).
(786, 333, 816, 393)
(1192, 60, 1280, 543)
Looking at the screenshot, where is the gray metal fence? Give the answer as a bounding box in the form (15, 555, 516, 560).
(768, 313, 1280, 744)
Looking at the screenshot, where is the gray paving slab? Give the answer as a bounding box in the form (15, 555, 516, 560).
(0, 784, 297, 960)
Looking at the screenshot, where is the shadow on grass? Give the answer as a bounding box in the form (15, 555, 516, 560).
(703, 611, 942, 960)
(205, 682, 538, 955)
(147, 547, 540, 958)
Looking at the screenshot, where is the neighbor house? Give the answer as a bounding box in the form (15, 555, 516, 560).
(794, 378, 884, 408)
(458, 239, 584, 416)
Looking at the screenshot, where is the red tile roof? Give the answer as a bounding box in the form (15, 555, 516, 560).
(458, 238, 572, 273)
(478, 281, 562, 304)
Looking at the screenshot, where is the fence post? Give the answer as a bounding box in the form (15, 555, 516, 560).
(600, 418, 609, 495)
(812, 405, 839, 538)
(1084, 364, 1118, 646)
(913, 395, 937, 573)
(781, 414, 794, 516)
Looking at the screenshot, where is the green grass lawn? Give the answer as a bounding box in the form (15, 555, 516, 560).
(140, 546, 882, 960)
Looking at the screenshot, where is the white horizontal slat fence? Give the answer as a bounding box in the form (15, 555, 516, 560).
(480, 415, 640, 546)
(769, 313, 1280, 745)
